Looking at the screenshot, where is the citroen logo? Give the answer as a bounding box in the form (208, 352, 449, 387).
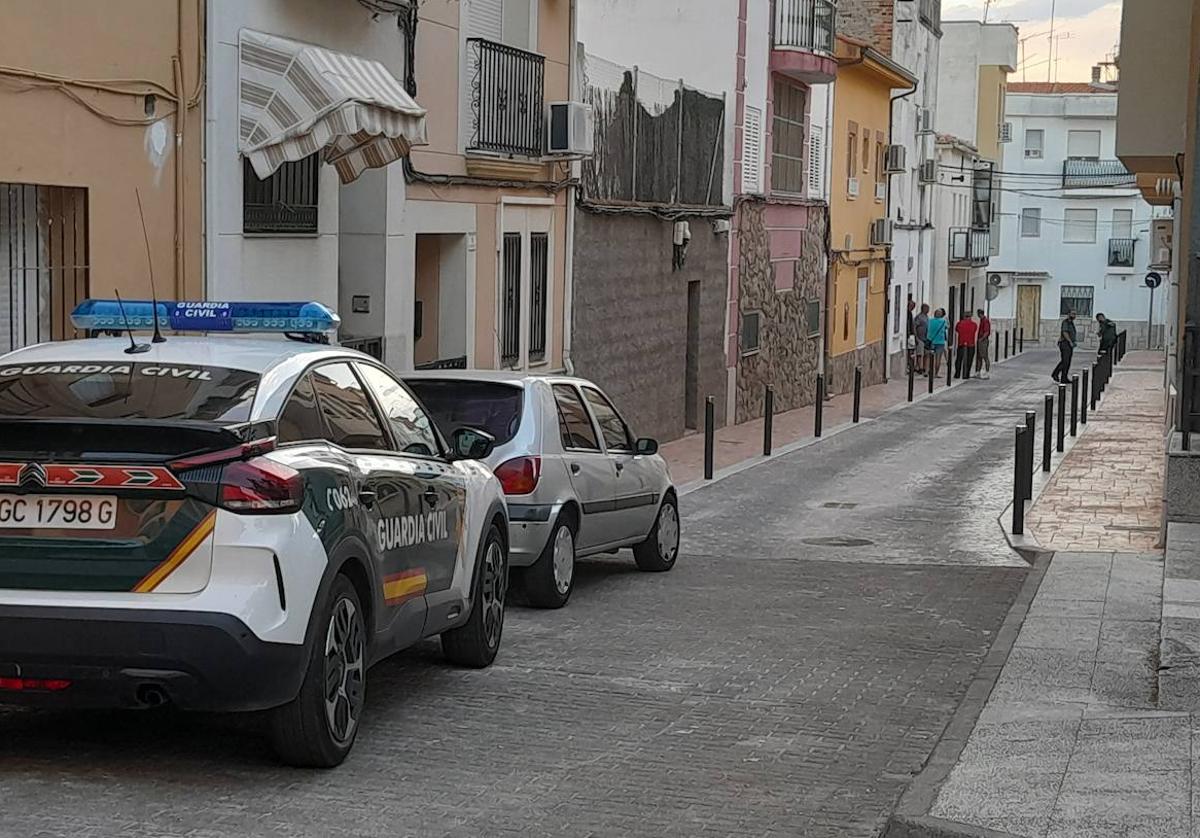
(18, 463, 47, 489)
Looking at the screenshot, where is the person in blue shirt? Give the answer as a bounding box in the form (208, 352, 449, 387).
(927, 308, 949, 378)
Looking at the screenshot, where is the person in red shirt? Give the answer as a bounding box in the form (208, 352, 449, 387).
(954, 314, 978, 379)
(975, 308, 993, 379)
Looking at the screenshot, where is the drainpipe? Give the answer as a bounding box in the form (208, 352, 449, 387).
(887, 83, 919, 382)
(563, 0, 578, 375)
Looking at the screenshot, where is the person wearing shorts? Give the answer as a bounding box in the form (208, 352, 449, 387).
(927, 307, 949, 377)
(913, 303, 930, 374)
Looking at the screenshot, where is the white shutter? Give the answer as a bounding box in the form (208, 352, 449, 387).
(808, 124, 825, 199)
(1066, 130, 1101, 160)
(742, 106, 762, 194)
(462, 0, 505, 150)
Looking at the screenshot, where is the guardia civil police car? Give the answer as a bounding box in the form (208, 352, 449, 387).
(0, 300, 508, 767)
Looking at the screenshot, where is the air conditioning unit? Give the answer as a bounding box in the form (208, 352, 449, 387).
(919, 159, 937, 184)
(870, 218, 893, 247)
(847, 177, 860, 198)
(917, 107, 934, 135)
(1024, 147, 1043, 159)
(999, 122, 1013, 143)
(875, 182, 887, 201)
(885, 144, 907, 173)
(545, 101, 595, 157)
(988, 273, 1007, 288)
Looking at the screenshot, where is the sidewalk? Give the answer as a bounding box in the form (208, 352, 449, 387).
(662, 355, 1007, 486)
(910, 352, 1191, 837)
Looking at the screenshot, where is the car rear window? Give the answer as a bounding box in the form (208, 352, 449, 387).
(406, 379, 523, 445)
(0, 362, 260, 423)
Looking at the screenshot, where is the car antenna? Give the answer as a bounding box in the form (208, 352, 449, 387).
(114, 290, 149, 355)
(135, 188, 166, 344)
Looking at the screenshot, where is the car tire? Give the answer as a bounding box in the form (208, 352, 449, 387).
(524, 512, 576, 609)
(268, 573, 366, 768)
(633, 494, 680, 573)
(442, 522, 507, 668)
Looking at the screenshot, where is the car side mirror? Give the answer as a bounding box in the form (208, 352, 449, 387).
(450, 427, 496, 461)
(635, 437, 658, 456)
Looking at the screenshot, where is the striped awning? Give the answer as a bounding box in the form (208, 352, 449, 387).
(238, 29, 428, 184)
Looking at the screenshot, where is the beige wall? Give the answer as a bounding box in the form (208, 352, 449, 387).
(1117, 0, 1193, 174)
(976, 66, 1007, 164)
(0, 0, 204, 314)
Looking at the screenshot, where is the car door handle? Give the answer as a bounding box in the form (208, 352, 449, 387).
(615, 461, 624, 473)
(358, 489, 377, 509)
(423, 487, 439, 508)
(570, 463, 581, 475)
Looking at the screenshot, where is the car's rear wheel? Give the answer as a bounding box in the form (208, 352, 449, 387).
(633, 494, 679, 572)
(269, 573, 365, 768)
(442, 523, 507, 667)
(524, 513, 576, 609)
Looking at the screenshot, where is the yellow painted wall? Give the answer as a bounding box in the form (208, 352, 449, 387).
(976, 66, 1007, 164)
(828, 62, 892, 359)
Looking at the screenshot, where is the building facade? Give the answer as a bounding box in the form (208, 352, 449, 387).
(988, 83, 1163, 349)
(0, 0, 204, 353)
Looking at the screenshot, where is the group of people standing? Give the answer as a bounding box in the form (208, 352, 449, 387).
(908, 301, 994, 380)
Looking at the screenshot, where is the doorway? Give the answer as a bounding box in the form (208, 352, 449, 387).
(1017, 284, 1042, 343)
(499, 205, 552, 369)
(685, 280, 700, 430)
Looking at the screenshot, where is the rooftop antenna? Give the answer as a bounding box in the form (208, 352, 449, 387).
(1047, 0, 1057, 83)
(135, 188, 166, 344)
(114, 290, 150, 355)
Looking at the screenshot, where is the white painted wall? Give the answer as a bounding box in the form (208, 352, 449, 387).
(936, 23, 981, 147)
(989, 91, 1165, 342)
(931, 140, 981, 313)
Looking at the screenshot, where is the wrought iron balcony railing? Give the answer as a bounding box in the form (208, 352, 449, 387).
(949, 227, 991, 267)
(1062, 158, 1133, 189)
(774, 0, 836, 54)
(467, 38, 545, 158)
(1108, 237, 1136, 268)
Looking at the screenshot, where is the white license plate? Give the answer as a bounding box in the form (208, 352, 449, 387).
(0, 494, 118, 530)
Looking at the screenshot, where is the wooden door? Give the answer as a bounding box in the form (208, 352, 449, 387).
(1017, 285, 1042, 343)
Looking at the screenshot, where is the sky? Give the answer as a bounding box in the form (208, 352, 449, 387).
(943, 0, 1123, 83)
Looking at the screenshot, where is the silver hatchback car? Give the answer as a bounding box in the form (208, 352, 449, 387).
(404, 371, 679, 608)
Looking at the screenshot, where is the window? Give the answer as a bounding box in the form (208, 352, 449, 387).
(1112, 208, 1133, 240)
(806, 300, 821, 338)
(862, 132, 870, 173)
(807, 125, 824, 198)
(741, 311, 761, 355)
(500, 233, 521, 367)
(1066, 130, 1101, 160)
(552, 384, 599, 451)
(1021, 207, 1042, 238)
(1024, 129, 1044, 159)
(530, 232, 548, 362)
(847, 122, 858, 179)
(1063, 208, 1098, 243)
(406, 379, 524, 446)
(771, 80, 807, 194)
(876, 140, 886, 184)
(582, 387, 633, 452)
(309, 363, 389, 450)
(1060, 285, 1095, 317)
(855, 268, 869, 347)
(893, 286, 902, 334)
(356, 364, 441, 457)
(277, 375, 327, 444)
(242, 154, 319, 234)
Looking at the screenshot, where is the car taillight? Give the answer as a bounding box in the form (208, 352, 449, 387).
(219, 457, 302, 514)
(0, 678, 71, 692)
(494, 456, 540, 495)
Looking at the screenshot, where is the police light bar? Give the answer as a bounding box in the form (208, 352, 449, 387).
(70, 300, 341, 336)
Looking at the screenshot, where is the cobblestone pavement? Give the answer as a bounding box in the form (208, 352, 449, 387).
(0, 354, 1057, 838)
(1026, 352, 1167, 553)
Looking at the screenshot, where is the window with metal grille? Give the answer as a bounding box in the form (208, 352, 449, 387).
(243, 154, 319, 234)
(500, 233, 521, 367)
(740, 311, 760, 355)
(529, 232, 548, 363)
(1060, 285, 1095, 317)
(771, 80, 808, 195)
(1, 183, 89, 353)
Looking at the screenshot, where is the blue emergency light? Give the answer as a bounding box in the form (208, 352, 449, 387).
(70, 299, 341, 337)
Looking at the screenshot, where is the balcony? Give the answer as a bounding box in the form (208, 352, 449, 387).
(1062, 158, 1134, 189)
(1108, 237, 1137, 268)
(771, 0, 837, 85)
(466, 38, 545, 158)
(949, 227, 990, 267)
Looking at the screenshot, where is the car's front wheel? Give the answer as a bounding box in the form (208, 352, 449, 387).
(269, 573, 366, 768)
(633, 494, 680, 572)
(442, 523, 507, 667)
(524, 513, 576, 609)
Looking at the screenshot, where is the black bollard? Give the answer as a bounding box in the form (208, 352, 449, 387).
(852, 367, 862, 423)
(1024, 410, 1036, 500)
(995, 333, 1000, 364)
(1004, 330, 1010, 359)
(1090, 362, 1099, 410)
(763, 386, 774, 457)
(946, 347, 953, 388)
(1043, 394, 1054, 472)
(1070, 375, 1079, 437)
(908, 364, 915, 402)
(1057, 384, 1067, 453)
(928, 358, 935, 394)
(1019, 328, 1025, 353)
(704, 396, 715, 480)
(1081, 369, 1089, 424)
(814, 374, 824, 438)
(1013, 426, 1027, 535)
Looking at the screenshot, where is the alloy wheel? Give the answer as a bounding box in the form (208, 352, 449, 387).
(481, 540, 506, 648)
(323, 597, 365, 747)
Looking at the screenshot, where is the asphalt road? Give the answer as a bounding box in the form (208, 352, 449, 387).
(0, 351, 1060, 838)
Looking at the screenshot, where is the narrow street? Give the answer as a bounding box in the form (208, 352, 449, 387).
(0, 352, 1059, 837)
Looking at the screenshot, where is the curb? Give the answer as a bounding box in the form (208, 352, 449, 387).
(996, 422, 1086, 554)
(884, 547, 1052, 838)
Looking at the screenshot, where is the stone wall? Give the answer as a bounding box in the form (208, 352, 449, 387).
(571, 210, 729, 444)
(734, 201, 829, 422)
(827, 340, 887, 396)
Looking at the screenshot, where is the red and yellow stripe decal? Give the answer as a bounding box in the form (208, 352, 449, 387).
(383, 569, 427, 606)
(131, 511, 217, 593)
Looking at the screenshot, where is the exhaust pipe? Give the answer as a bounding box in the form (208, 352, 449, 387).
(135, 683, 170, 708)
